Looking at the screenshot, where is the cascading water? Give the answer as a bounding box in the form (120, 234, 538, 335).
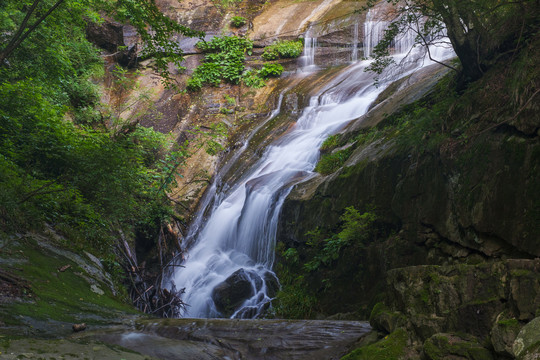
(170, 6, 454, 319)
(299, 26, 317, 70)
(351, 19, 359, 62)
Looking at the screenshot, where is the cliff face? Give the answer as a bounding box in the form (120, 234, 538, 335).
(277, 31, 540, 359)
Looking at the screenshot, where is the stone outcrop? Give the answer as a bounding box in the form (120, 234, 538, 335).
(211, 268, 262, 317)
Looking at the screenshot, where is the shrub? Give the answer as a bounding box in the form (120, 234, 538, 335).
(242, 70, 266, 88)
(188, 36, 253, 91)
(259, 63, 284, 78)
(230, 16, 247, 28)
(262, 39, 303, 60)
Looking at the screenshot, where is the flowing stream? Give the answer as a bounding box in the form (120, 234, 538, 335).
(170, 7, 454, 319)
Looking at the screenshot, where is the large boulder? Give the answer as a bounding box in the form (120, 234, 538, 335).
(211, 268, 262, 317)
(490, 312, 522, 357)
(423, 333, 493, 360)
(513, 317, 540, 360)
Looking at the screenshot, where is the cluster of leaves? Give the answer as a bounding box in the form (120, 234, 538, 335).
(230, 15, 247, 28)
(188, 36, 286, 91)
(262, 39, 303, 60)
(304, 208, 376, 272)
(259, 63, 284, 78)
(273, 207, 377, 318)
(187, 36, 254, 91)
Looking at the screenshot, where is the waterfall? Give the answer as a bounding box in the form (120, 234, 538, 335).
(169, 7, 454, 319)
(299, 27, 317, 70)
(351, 19, 359, 62)
(363, 8, 388, 58)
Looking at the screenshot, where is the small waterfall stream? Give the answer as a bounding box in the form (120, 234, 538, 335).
(170, 7, 454, 319)
(351, 19, 359, 62)
(299, 26, 317, 70)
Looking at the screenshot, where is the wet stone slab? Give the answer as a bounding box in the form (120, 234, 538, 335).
(88, 318, 371, 360)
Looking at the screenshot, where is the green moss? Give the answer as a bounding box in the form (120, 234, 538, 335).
(341, 328, 408, 360)
(424, 334, 493, 360)
(511, 269, 532, 277)
(320, 134, 341, 152)
(498, 318, 520, 327)
(0, 237, 138, 330)
(315, 147, 353, 175)
(339, 159, 369, 179)
(369, 302, 389, 323)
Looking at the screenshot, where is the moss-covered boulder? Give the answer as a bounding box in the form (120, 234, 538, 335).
(341, 328, 412, 360)
(382, 260, 540, 343)
(369, 302, 407, 334)
(423, 333, 493, 360)
(491, 312, 522, 357)
(513, 317, 540, 359)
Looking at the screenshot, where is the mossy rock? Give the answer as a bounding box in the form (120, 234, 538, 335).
(0, 235, 139, 337)
(491, 311, 522, 356)
(369, 302, 407, 334)
(513, 317, 540, 359)
(341, 328, 410, 360)
(423, 333, 493, 360)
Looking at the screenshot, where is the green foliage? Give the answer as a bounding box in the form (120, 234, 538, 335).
(304, 207, 376, 271)
(314, 147, 353, 175)
(189, 36, 254, 90)
(262, 39, 304, 60)
(259, 63, 284, 78)
(242, 69, 266, 88)
(230, 16, 247, 28)
(320, 134, 341, 152)
(0, 0, 192, 255)
(211, 0, 242, 10)
(273, 207, 377, 318)
(109, 0, 203, 87)
(0, 0, 203, 89)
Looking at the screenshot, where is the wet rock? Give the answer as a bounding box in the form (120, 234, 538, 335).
(211, 268, 262, 317)
(491, 312, 522, 357)
(263, 271, 280, 298)
(72, 323, 87, 332)
(86, 20, 125, 53)
(85, 20, 138, 67)
(513, 317, 540, 359)
(423, 333, 493, 360)
(369, 303, 406, 334)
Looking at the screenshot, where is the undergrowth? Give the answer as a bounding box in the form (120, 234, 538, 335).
(273, 206, 377, 318)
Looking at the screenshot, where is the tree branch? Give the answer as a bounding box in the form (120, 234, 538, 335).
(0, 0, 65, 64)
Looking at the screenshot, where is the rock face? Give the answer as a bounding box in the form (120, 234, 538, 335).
(86, 20, 138, 67)
(211, 268, 262, 317)
(377, 260, 540, 340)
(276, 30, 540, 358)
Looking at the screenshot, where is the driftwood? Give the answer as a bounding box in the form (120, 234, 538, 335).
(117, 227, 186, 318)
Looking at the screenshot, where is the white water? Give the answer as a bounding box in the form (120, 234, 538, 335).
(351, 19, 359, 62)
(170, 7, 454, 319)
(298, 26, 317, 71)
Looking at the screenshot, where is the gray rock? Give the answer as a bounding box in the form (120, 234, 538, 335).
(211, 268, 262, 317)
(491, 312, 522, 357)
(513, 317, 540, 359)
